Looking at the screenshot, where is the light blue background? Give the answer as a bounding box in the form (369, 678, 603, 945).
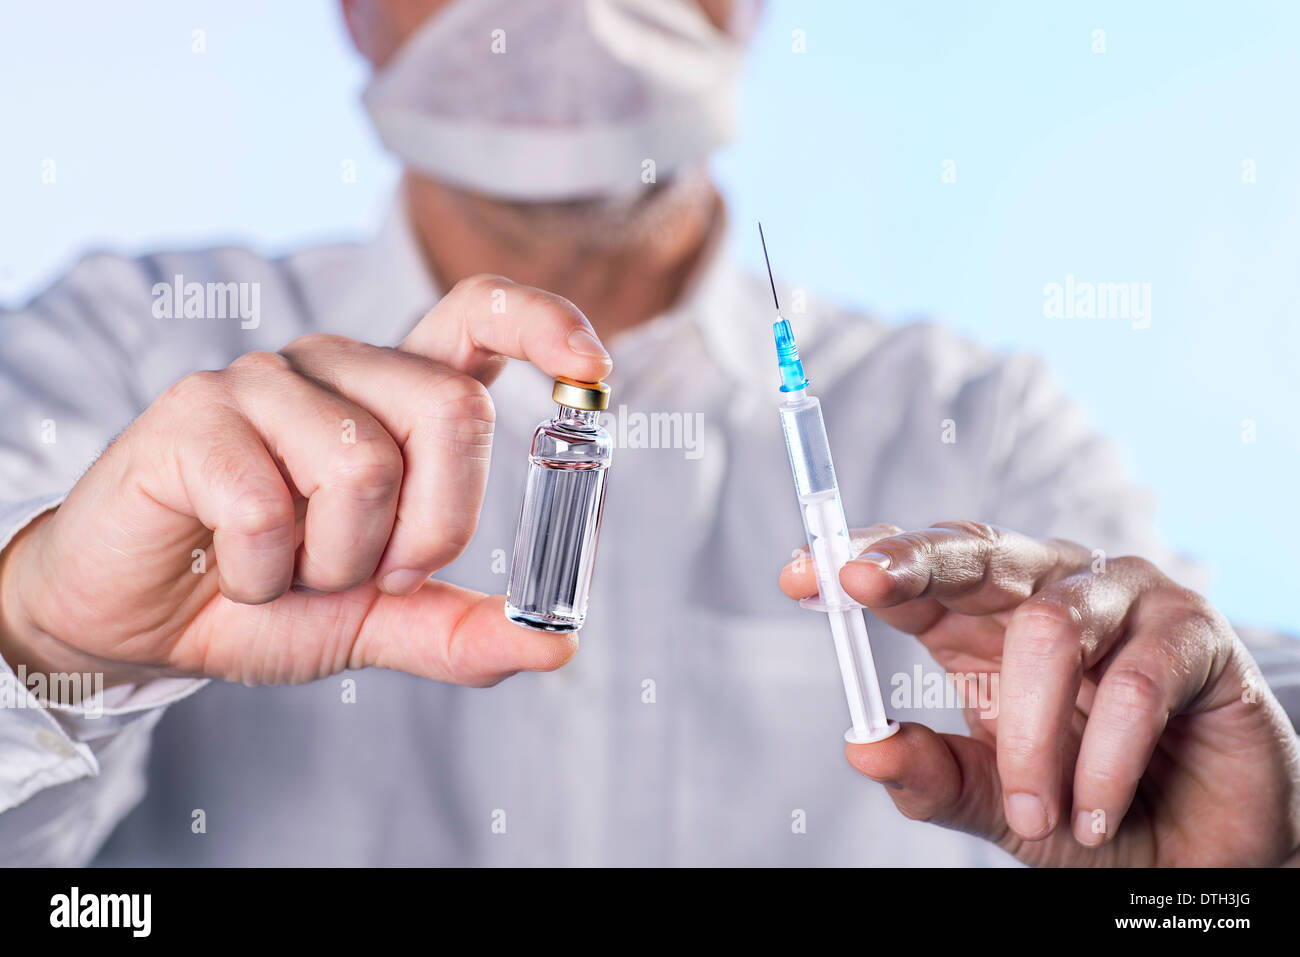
(1, 1, 1296, 632)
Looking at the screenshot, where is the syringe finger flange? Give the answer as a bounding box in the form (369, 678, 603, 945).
(798, 595, 862, 613)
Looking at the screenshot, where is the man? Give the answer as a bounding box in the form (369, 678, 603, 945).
(0, 0, 1297, 866)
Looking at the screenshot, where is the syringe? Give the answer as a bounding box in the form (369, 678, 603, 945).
(759, 223, 899, 744)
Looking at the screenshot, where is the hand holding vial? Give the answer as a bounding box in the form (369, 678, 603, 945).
(0, 275, 611, 692)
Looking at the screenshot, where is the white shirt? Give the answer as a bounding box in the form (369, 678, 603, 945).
(1, 201, 1297, 865)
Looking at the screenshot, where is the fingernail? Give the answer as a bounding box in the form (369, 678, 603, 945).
(1006, 793, 1049, 839)
(1074, 809, 1106, 847)
(381, 569, 428, 596)
(566, 328, 610, 359)
(857, 551, 892, 569)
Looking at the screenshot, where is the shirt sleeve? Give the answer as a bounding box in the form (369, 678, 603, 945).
(984, 354, 1300, 730)
(0, 257, 208, 861)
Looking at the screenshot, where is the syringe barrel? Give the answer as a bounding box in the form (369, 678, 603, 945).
(778, 391, 837, 497)
(779, 392, 854, 609)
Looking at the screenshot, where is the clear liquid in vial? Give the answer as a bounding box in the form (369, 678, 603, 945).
(505, 406, 610, 632)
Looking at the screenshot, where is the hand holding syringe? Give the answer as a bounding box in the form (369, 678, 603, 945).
(760, 223, 898, 744)
(757, 229, 1298, 863)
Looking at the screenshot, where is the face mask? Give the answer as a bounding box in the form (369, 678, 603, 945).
(362, 0, 748, 202)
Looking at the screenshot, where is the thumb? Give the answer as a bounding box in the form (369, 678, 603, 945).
(355, 583, 579, 687)
(846, 723, 1012, 846)
(185, 581, 577, 688)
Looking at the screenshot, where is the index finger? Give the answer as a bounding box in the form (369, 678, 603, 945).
(839, 521, 1093, 616)
(400, 274, 613, 386)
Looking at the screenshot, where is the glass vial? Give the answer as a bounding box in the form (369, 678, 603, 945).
(505, 376, 612, 633)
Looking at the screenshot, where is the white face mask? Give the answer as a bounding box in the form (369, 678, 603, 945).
(362, 0, 748, 202)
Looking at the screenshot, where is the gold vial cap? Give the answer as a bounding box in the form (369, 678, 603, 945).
(552, 376, 610, 411)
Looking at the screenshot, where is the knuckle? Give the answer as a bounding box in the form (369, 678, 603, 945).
(1019, 592, 1085, 628)
(1165, 586, 1226, 645)
(1110, 555, 1161, 582)
(429, 375, 497, 433)
(224, 488, 294, 539)
(157, 370, 225, 412)
(453, 272, 510, 298)
(1043, 535, 1088, 559)
(935, 519, 1002, 545)
(1169, 585, 1216, 622)
(228, 349, 292, 378)
(279, 333, 354, 367)
(1010, 595, 1085, 657)
(1100, 667, 1166, 723)
(283, 332, 352, 355)
(328, 439, 404, 497)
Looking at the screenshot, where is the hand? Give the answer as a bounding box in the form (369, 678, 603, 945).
(780, 521, 1300, 866)
(0, 275, 612, 691)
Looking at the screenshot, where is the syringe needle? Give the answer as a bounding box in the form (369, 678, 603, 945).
(758, 221, 781, 313)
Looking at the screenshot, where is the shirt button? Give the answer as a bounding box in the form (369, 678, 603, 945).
(34, 728, 77, 758)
